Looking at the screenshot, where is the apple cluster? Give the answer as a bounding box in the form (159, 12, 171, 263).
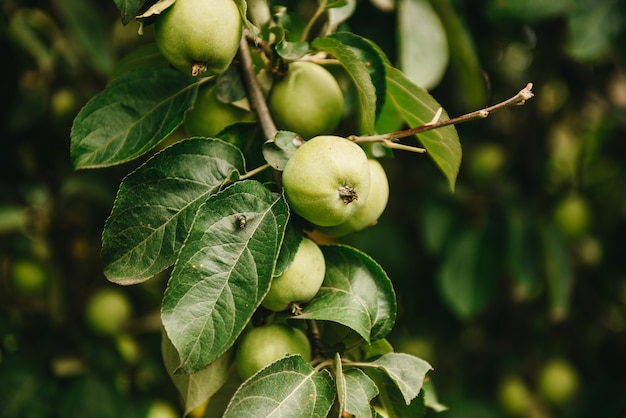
(151, 0, 391, 384)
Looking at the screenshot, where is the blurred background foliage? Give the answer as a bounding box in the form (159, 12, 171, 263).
(1, 0, 626, 417)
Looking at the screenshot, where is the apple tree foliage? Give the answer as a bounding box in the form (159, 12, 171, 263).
(66, 0, 470, 415)
(4, 0, 626, 416)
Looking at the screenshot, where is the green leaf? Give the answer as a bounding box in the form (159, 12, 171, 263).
(161, 327, 232, 416)
(437, 227, 499, 318)
(325, 0, 349, 8)
(215, 64, 249, 103)
(312, 36, 377, 134)
(55, 0, 115, 74)
(385, 64, 461, 191)
(397, 0, 448, 90)
(71, 68, 197, 169)
(113, 0, 145, 25)
(420, 198, 456, 255)
(276, 39, 311, 60)
(565, 0, 621, 62)
(161, 180, 289, 374)
(485, 0, 569, 22)
(101, 138, 245, 284)
(0, 360, 56, 418)
(262, 131, 302, 171)
(324, 32, 387, 122)
(422, 379, 448, 412)
(369, 368, 427, 418)
(328, 0, 357, 29)
(203, 372, 243, 418)
(223, 355, 335, 417)
(273, 218, 304, 278)
(364, 353, 432, 405)
(505, 210, 542, 298)
(136, 0, 175, 19)
(541, 224, 574, 322)
(342, 367, 379, 417)
(432, 0, 487, 109)
(296, 244, 396, 343)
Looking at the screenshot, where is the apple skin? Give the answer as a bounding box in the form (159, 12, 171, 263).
(183, 82, 256, 137)
(281, 135, 371, 227)
(154, 0, 242, 77)
(235, 324, 312, 381)
(261, 237, 326, 312)
(317, 158, 389, 237)
(268, 61, 344, 139)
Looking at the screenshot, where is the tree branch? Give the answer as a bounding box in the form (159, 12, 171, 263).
(350, 82, 535, 147)
(238, 32, 277, 141)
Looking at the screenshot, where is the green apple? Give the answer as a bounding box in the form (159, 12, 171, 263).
(498, 375, 532, 416)
(261, 237, 325, 312)
(467, 143, 506, 182)
(537, 358, 580, 406)
(145, 400, 179, 418)
(86, 288, 133, 336)
(11, 258, 49, 294)
(183, 81, 256, 137)
(235, 324, 312, 381)
(268, 61, 344, 139)
(154, 0, 242, 77)
(317, 158, 389, 237)
(553, 194, 590, 239)
(281, 135, 371, 227)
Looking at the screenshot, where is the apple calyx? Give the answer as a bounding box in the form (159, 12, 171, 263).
(192, 62, 208, 76)
(339, 184, 358, 204)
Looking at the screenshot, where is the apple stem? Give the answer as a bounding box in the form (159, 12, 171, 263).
(349, 83, 535, 148)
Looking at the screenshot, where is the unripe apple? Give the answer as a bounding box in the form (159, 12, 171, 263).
(11, 258, 49, 294)
(154, 0, 242, 77)
(268, 61, 344, 139)
(498, 375, 532, 416)
(282, 135, 371, 227)
(537, 358, 580, 406)
(86, 288, 133, 336)
(235, 324, 312, 381)
(146, 400, 179, 418)
(183, 82, 256, 137)
(317, 158, 389, 237)
(261, 237, 325, 312)
(467, 142, 506, 183)
(553, 194, 590, 239)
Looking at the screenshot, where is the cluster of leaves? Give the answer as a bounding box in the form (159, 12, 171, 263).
(5, 0, 625, 416)
(66, 0, 467, 415)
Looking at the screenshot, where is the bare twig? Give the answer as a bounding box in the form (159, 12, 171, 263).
(349, 83, 535, 147)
